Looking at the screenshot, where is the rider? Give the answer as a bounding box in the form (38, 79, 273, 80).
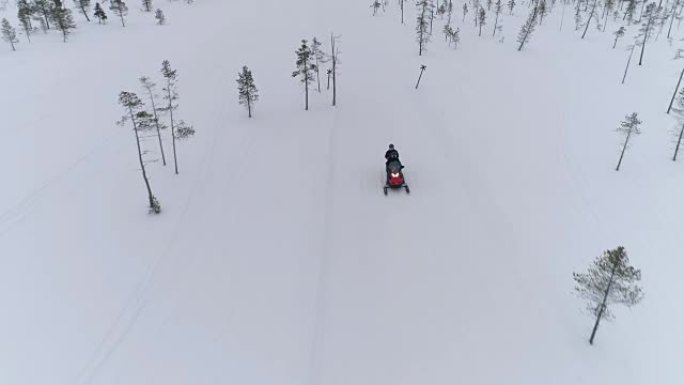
(385, 144, 402, 171)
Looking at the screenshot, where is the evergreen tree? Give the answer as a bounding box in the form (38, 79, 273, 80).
(32, 0, 51, 30)
(312, 37, 327, 92)
(612, 26, 625, 48)
(507, 0, 515, 14)
(573, 246, 643, 344)
(581, 0, 598, 39)
(493, 0, 502, 36)
(291, 40, 316, 110)
(160, 60, 194, 175)
(117, 91, 161, 214)
(537, 0, 548, 24)
(17, 0, 33, 42)
(142, 0, 152, 12)
(1, 18, 18, 51)
(623, 0, 636, 24)
(371, 0, 381, 15)
(93, 2, 106, 23)
(139, 76, 167, 166)
(601, 0, 614, 31)
(463, 2, 468, 21)
(73, 0, 90, 21)
(155, 8, 164, 25)
(517, 5, 538, 51)
(478, 7, 486, 36)
(236, 66, 259, 118)
(109, 0, 127, 27)
(615, 112, 642, 171)
(50, 0, 76, 42)
(416, 0, 432, 55)
(666, 0, 680, 38)
(637, 2, 657, 65)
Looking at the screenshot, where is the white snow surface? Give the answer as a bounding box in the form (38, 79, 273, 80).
(1, 0, 683, 384)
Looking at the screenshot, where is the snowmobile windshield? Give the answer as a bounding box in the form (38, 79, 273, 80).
(387, 160, 402, 171)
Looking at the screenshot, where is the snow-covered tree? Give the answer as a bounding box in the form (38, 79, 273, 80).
(32, 0, 51, 30)
(517, 5, 538, 51)
(292, 40, 316, 110)
(478, 7, 486, 36)
(236, 65, 259, 118)
(493, 0, 502, 36)
(623, 0, 636, 24)
(17, 0, 33, 42)
(155, 8, 164, 25)
(613, 25, 625, 48)
(142, 0, 152, 12)
(93, 2, 106, 23)
(109, 0, 127, 27)
(117, 91, 161, 214)
(637, 2, 657, 65)
(507, 0, 515, 14)
(50, 0, 76, 42)
(538, 0, 548, 24)
(615, 112, 642, 171)
(139, 76, 167, 166)
(573, 246, 643, 344)
(1, 18, 18, 51)
(416, 0, 433, 55)
(73, 0, 90, 21)
(312, 37, 327, 92)
(160, 60, 195, 175)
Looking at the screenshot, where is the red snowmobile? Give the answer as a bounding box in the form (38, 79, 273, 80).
(384, 159, 410, 195)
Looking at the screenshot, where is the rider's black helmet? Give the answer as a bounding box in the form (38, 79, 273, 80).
(389, 143, 395, 149)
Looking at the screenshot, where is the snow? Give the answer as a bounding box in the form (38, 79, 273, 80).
(1, 0, 683, 384)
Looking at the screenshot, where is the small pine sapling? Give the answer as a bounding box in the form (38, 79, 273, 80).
(236, 66, 259, 118)
(118, 91, 161, 214)
(613, 26, 625, 47)
(155, 9, 165, 25)
(615, 112, 642, 171)
(93, 2, 107, 23)
(573, 247, 643, 345)
(1, 18, 18, 51)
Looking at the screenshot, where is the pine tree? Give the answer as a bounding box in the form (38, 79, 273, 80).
(73, 0, 90, 21)
(666, 0, 680, 38)
(17, 0, 33, 42)
(160, 60, 195, 175)
(292, 40, 316, 110)
(638, 2, 657, 65)
(93, 2, 106, 23)
(1, 18, 18, 51)
(109, 0, 127, 27)
(507, 0, 515, 14)
(463, 2, 468, 21)
(573, 247, 643, 345)
(478, 7, 486, 36)
(50, 0, 76, 42)
(236, 66, 259, 118)
(537, 0, 548, 24)
(581, 0, 598, 38)
(371, 0, 381, 15)
(155, 8, 164, 25)
(399, 0, 405, 23)
(517, 5, 538, 51)
(142, 0, 152, 12)
(612, 26, 625, 48)
(602, 0, 614, 31)
(493, 0, 502, 36)
(117, 91, 161, 214)
(615, 112, 642, 171)
(32, 0, 51, 29)
(139, 76, 167, 166)
(415, 64, 427, 89)
(312, 37, 327, 92)
(623, 0, 636, 24)
(416, 0, 432, 55)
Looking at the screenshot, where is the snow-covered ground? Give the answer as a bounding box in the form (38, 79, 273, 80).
(1, 0, 683, 384)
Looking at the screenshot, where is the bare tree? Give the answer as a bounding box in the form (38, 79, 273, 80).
(573, 246, 643, 345)
(139, 76, 167, 166)
(581, 0, 599, 38)
(415, 64, 427, 89)
(160, 60, 195, 174)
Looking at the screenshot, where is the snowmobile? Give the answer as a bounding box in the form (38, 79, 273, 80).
(384, 159, 410, 195)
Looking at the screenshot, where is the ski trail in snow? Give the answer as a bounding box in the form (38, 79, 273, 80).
(74, 106, 231, 385)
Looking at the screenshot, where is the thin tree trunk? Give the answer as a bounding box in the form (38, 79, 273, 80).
(144, 88, 166, 166)
(401, 0, 404, 23)
(560, 0, 566, 31)
(316, 60, 321, 92)
(304, 75, 309, 110)
(119, 11, 125, 27)
(622, 44, 635, 83)
(80, 5, 91, 21)
(327, 71, 331, 90)
(331, 33, 337, 106)
(674, 123, 684, 161)
(128, 106, 155, 209)
(603, 7, 609, 31)
(165, 82, 179, 174)
(639, 15, 652, 65)
(247, 96, 252, 118)
(616, 127, 633, 171)
(667, 65, 684, 113)
(42, 7, 50, 29)
(415, 68, 425, 89)
(582, 0, 598, 38)
(10, 39, 15, 51)
(589, 262, 618, 344)
(667, 0, 678, 37)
